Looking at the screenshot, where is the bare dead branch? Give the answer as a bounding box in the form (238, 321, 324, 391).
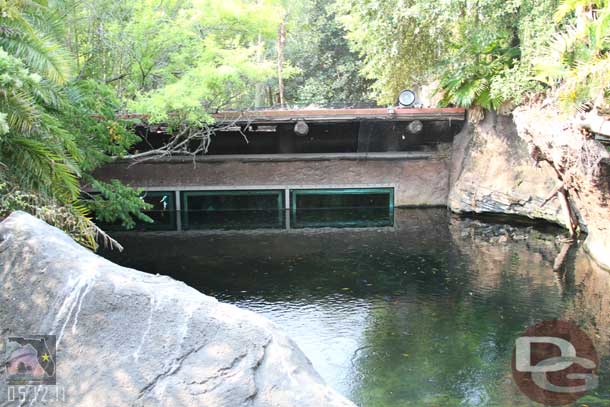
(514, 103, 610, 241)
(558, 188, 579, 237)
(120, 113, 254, 166)
(105, 73, 129, 84)
(541, 183, 565, 207)
(93, 223, 124, 252)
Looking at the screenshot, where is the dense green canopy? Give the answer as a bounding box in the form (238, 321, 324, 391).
(335, 0, 610, 109)
(0, 0, 607, 245)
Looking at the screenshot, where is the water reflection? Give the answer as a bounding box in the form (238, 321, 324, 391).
(183, 210, 286, 230)
(104, 208, 395, 231)
(101, 209, 610, 406)
(291, 208, 393, 228)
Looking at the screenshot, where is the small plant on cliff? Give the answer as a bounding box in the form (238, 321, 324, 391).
(439, 44, 520, 111)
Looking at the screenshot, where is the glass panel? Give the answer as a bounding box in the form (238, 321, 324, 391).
(92, 191, 177, 231)
(293, 189, 392, 209)
(291, 188, 394, 228)
(181, 190, 285, 230)
(140, 191, 176, 231)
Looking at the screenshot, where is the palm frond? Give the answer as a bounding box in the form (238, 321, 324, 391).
(594, 7, 610, 49)
(555, 0, 607, 22)
(0, 31, 73, 84)
(1, 136, 80, 201)
(0, 89, 41, 133)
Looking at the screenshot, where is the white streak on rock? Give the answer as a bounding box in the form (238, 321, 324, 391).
(133, 288, 156, 362)
(72, 277, 95, 335)
(53, 266, 98, 346)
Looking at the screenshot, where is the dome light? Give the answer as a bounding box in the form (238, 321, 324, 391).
(398, 89, 416, 108)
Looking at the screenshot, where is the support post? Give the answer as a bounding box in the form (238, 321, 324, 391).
(175, 190, 182, 231)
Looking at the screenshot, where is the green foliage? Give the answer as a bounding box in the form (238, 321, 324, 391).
(0, 183, 101, 249)
(84, 179, 153, 229)
(554, 0, 608, 22)
(129, 42, 276, 125)
(333, 0, 609, 111)
(0, 0, 150, 247)
(0, 0, 73, 84)
(60, 0, 285, 123)
(334, 0, 534, 106)
(59, 79, 141, 169)
(439, 45, 520, 110)
(57, 0, 372, 112)
(283, 0, 372, 105)
(333, 0, 440, 104)
(536, 0, 610, 109)
(0, 23, 81, 202)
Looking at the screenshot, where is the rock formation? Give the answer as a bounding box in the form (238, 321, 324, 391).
(513, 105, 610, 270)
(0, 212, 356, 407)
(449, 111, 564, 225)
(449, 108, 610, 270)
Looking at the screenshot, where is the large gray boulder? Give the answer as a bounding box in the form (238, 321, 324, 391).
(0, 212, 356, 407)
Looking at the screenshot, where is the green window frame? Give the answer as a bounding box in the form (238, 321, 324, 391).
(140, 191, 177, 231)
(290, 188, 394, 228)
(180, 189, 285, 230)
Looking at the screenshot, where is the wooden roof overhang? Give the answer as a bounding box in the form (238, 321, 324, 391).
(211, 107, 466, 125)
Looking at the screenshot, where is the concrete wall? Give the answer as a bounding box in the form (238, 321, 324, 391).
(94, 153, 451, 207)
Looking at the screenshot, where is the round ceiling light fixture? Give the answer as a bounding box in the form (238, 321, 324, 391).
(397, 89, 417, 108)
(294, 119, 309, 136)
(408, 120, 423, 134)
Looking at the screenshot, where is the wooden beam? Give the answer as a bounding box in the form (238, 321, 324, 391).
(107, 108, 466, 125)
(212, 108, 466, 124)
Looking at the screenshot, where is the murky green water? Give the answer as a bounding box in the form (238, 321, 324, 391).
(102, 209, 610, 406)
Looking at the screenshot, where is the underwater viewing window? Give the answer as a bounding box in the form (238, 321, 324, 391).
(140, 191, 176, 231)
(290, 188, 394, 228)
(100, 188, 396, 231)
(180, 190, 285, 230)
(92, 190, 177, 231)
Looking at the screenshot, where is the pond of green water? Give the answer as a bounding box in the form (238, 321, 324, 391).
(102, 209, 610, 406)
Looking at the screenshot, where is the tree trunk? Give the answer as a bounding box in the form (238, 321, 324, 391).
(276, 20, 286, 108)
(255, 33, 266, 108)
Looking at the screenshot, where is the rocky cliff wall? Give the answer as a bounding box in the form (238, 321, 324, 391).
(513, 105, 610, 270)
(449, 111, 564, 225)
(449, 109, 610, 269)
